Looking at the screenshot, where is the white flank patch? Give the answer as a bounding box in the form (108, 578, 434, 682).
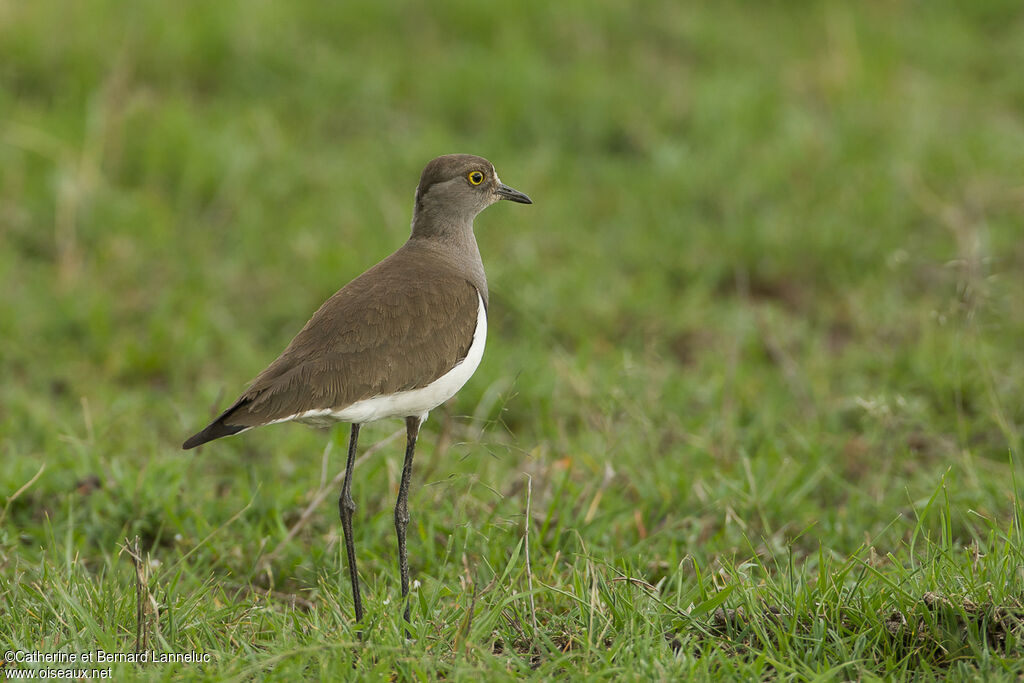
(279, 292, 487, 427)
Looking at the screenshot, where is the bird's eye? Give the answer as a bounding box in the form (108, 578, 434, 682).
(468, 171, 484, 185)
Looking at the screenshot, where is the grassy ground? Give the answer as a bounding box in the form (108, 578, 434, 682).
(2, 0, 1023, 679)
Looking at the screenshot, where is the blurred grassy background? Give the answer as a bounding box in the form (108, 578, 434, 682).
(2, 0, 1023, 678)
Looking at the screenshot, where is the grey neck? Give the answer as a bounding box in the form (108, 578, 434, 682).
(408, 214, 488, 305)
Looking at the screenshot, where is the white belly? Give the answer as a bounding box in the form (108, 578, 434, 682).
(286, 292, 487, 426)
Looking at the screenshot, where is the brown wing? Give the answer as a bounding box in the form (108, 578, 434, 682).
(182, 247, 481, 447)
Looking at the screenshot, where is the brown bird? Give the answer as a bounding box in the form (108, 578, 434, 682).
(183, 154, 532, 625)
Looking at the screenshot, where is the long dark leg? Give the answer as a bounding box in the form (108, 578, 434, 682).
(395, 415, 421, 626)
(339, 423, 363, 622)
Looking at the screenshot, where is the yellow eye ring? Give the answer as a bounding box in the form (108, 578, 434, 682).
(468, 171, 484, 185)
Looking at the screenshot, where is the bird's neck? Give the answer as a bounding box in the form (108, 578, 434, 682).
(407, 215, 488, 305)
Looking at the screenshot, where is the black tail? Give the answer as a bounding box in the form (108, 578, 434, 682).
(182, 400, 250, 449)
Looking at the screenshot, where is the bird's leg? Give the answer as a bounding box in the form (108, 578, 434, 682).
(339, 423, 363, 623)
(395, 415, 421, 627)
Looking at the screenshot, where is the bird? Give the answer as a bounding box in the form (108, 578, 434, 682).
(182, 153, 532, 625)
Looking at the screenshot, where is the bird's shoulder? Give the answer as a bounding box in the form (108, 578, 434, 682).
(295, 243, 482, 352)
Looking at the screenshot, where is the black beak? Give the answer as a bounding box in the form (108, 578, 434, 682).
(496, 183, 533, 204)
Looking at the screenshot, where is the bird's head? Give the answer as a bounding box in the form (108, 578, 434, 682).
(412, 154, 531, 234)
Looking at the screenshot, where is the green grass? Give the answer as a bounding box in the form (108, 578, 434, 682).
(2, 0, 1024, 679)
